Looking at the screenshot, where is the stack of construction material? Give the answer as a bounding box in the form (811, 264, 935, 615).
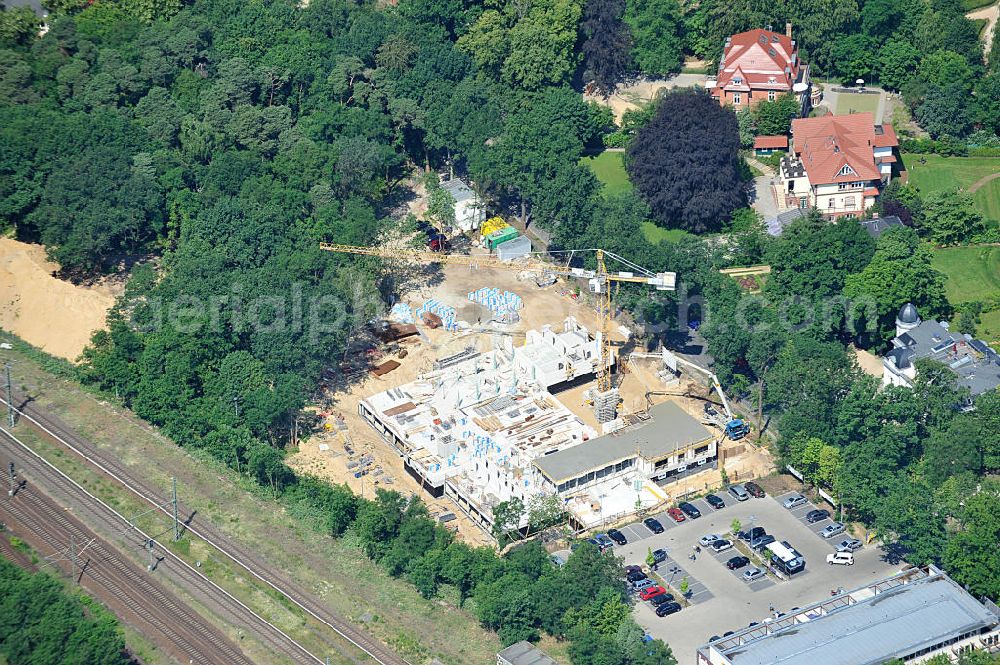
(480, 216, 508, 238)
(467, 287, 523, 323)
(415, 299, 459, 331)
(388, 302, 414, 323)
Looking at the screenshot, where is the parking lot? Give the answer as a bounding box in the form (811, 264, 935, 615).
(607, 486, 901, 662)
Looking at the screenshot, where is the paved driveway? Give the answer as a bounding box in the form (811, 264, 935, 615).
(608, 489, 900, 661)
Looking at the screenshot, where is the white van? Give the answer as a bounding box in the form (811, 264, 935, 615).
(826, 552, 854, 566)
(728, 484, 750, 501)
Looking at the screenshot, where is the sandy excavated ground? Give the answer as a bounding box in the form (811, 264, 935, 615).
(968, 1, 999, 64)
(0, 238, 118, 361)
(288, 256, 774, 544)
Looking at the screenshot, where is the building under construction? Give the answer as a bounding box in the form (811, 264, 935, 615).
(358, 320, 720, 535)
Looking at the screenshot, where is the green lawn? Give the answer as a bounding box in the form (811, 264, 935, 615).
(930, 245, 1000, 304)
(973, 178, 1000, 224)
(976, 308, 1000, 346)
(640, 222, 693, 244)
(580, 151, 632, 197)
(834, 92, 880, 116)
(904, 153, 1000, 224)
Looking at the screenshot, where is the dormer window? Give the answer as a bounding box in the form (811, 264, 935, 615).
(839, 165, 855, 176)
(733, 77, 742, 85)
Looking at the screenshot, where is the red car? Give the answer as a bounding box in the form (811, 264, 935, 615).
(667, 507, 686, 523)
(639, 585, 667, 601)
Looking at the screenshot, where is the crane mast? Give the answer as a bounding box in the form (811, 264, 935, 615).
(319, 242, 676, 419)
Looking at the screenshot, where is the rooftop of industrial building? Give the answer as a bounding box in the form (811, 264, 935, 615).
(700, 566, 999, 665)
(532, 401, 714, 484)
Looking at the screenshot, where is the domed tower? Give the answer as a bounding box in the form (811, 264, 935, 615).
(895, 303, 920, 337)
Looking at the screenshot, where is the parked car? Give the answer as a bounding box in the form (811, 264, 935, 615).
(743, 481, 765, 498)
(783, 494, 808, 509)
(651, 548, 668, 564)
(594, 534, 615, 548)
(632, 578, 655, 592)
(836, 538, 863, 553)
(705, 494, 726, 509)
(648, 592, 675, 606)
(666, 507, 686, 523)
(607, 529, 627, 545)
(655, 601, 683, 617)
(726, 555, 750, 570)
(678, 501, 702, 519)
(743, 567, 765, 582)
(728, 484, 750, 501)
(626, 570, 648, 583)
(625, 564, 643, 575)
(751, 535, 776, 551)
(699, 534, 721, 547)
(639, 585, 667, 601)
(806, 509, 831, 523)
(826, 552, 854, 566)
(427, 233, 449, 252)
(820, 523, 846, 539)
(710, 538, 734, 553)
(644, 517, 665, 534)
(738, 526, 766, 543)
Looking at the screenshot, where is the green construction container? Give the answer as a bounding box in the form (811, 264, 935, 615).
(486, 226, 518, 250)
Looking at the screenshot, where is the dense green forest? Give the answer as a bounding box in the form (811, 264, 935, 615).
(2, 0, 999, 660)
(0, 555, 128, 665)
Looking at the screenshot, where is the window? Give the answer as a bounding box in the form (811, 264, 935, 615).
(768, 90, 776, 101)
(733, 77, 742, 85)
(838, 181, 862, 191)
(838, 165, 855, 176)
(828, 198, 836, 209)
(844, 196, 856, 209)
(799, 196, 808, 209)
(733, 93, 741, 105)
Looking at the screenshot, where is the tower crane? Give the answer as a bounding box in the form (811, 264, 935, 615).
(630, 348, 750, 440)
(319, 242, 676, 419)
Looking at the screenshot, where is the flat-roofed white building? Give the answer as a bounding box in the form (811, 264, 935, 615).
(697, 565, 1000, 665)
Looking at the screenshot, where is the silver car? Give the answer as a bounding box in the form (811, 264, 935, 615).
(836, 538, 863, 553)
(743, 567, 765, 582)
(699, 534, 722, 547)
(820, 522, 846, 539)
(783, 494, 808, 509)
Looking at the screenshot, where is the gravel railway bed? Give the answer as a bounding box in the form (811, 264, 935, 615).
(2, 393, 409, 665)
(0, 428, 273, 665)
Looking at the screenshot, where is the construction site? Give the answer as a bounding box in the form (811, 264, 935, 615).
(287, 227, 773, 545)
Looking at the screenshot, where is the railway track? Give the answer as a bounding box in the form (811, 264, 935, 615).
(1, 393, 410, 665)
(0, 425, 321, 665)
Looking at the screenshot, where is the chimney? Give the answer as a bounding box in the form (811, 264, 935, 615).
(786, 22, 792, 39)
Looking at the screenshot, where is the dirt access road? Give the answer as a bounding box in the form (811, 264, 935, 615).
(968, 1, 999, 64)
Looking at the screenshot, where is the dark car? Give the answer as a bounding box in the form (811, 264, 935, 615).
(678, 501, 702, 519)
(738, 526, 766, 543)
(806, 509, 831, 523)
(705, 494, 726, 509)
(427, 233, 449, 252)
(607, 528, 628, 545)
(743, 481, 765, 498)
(626, 570, 648, 583)
(648, 592, 675, 606)
(651, 548, 668, 564)
(751, 535, 776, 551)
(625, 564, 643, 575)
(726, 555, 750, 570)
(655, 602, 683, 617)
(644, 517, 665, 534)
